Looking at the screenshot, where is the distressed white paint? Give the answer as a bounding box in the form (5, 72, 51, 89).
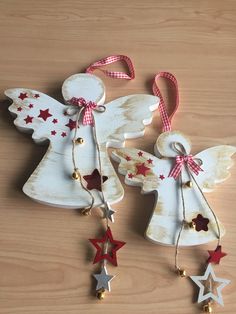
(5, 73, 159, 209)
(112, 131, 236, 246)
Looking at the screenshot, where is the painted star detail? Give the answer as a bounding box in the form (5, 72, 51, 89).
(38, 109, 52, 121)
(24, 115, 33, 124)
(128, 173, 134, 179)
(29, 104, 34, 108)
(190, 263, 230, 306)
(93, 266, 115, 292)
(18, 92, 28, 100)
(52, 118, 58, 124)
(17, 107, 22, 112)
(65, 119, 77, 131)
(159, 174, 165, 180)
(83, 169, 108, 191)
(61, 132, 67, 137)
(192, 214, 209, 232)
(34, 94, 40, 98)
(89, 227, 126, 266)
(147, 158, 153, 164)
(138, 151, 143, 157)
(207, 245, 227, 264)
(51, 130, 57, 136)
(126, 156, 131, 161)
(136, 163, 150, 176)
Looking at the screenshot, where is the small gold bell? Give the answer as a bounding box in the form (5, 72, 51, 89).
(81, 208, 91, 216)
(76, 137, 84, 144)
(203, 303, 213, 313)
(96, 288, 105, 300)
(72, 169, 80, 180)
(188, 221, 196, 229)
(177, 268, 186, 277)
(184, 180, 193, 188)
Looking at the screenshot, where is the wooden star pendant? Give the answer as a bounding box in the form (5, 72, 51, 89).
(89, 227, 126, 266)
(207, 245, 227, 264)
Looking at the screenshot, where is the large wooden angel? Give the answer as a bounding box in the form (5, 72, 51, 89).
(5, 73, 159, 210)
(112, 130, 236, 246)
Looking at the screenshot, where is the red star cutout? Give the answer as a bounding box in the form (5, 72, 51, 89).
(52, 118, 58, 124)
(136, 163, 150, 176)
(207, 245, 227, 264)
(83, 169, 108, 191)
(34, 94, 40, 98)
(159, 174, 165, 180)
(51, 130, 57, 136)
(89, 227, 126, 266)
(147, 158, 153, 164)
(65, 119, 77, 131)
(192, 214, 209, 232)
(24, 115, 33, 124)
(17, 107, 22, 112)
(126, 156, 131, 161)
(138, 151, 143, 157)
(29, 104, 34, 108)
(18, 92, 28, 100)
(38, 109, 52, 121)
(61, 132, 67, 137)
(128, 173, 134, 179)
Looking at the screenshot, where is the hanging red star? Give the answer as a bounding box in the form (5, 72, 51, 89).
(128, 173, 134, 179)
(61, 132, 67, 137)
(126, 156, 131, 161)
(24, 115, 33, 124)
(89, 227, 126, 266)
(17, 107, 22, 112)
(51, 130, 57, 136)
(207, 245, 227, 264)
(34, 94, 40, 98)
(136, 163, 150, 176)
(159, 174, 165, 180)
(18, 92, 28, 100)
(38, 109, 52, 121)
(29, 104, 34, 108)
(52, 118, 58, 124)
(192, 214, 209, 232)
(83, 169, 108, 191)
(147, 158, 153, 164)
(138, 151, 143, 157)
(65, 119, 77, 131)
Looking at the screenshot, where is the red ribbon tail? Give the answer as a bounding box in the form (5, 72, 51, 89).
(168, 163, 182, 180)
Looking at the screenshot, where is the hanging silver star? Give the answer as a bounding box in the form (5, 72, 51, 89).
(93, 266, 115, 291)
(190, 263, 230, 306)
(102, 202, 116, 223)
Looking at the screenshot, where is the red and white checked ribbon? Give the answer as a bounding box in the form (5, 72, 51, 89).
(86, 55, 135, 80)
(168, 154, 203, 179)
(69, 97, 97, 126)
(152, 72, 179, 132)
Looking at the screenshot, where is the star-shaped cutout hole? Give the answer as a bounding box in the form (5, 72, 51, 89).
(38, 109, 52, 121)
(83, 169, 108, 191)
(192, 214, 209, 232)
(24, 115, 33, 124)
(65, 119, 77, 131)
(207, 245, 227, 264)
(89, 227, 126, 266)
(18, 92, 28, 100)
(136, 163, 150, 176)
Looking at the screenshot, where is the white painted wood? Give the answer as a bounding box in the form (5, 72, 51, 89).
(5, 73, 159, 209)
(112, 130, 236, 246)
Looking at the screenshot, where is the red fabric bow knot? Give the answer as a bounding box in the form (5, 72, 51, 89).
(169, 154, 203, 179)
(69, 97, 97, 126)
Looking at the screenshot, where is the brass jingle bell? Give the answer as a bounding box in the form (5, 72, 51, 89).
(203, 303, 213, 313)
(177, 268, 186, 277)
(72, 169, 80, 180)
(76, 137, 84, 144)
(183, 180, 193, 188)
(96, 288, 106, 300)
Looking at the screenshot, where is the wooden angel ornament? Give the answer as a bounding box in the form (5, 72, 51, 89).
(5, 55, 160, 299)
(112, 72, 235, 311)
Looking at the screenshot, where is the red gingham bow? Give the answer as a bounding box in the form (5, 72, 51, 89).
(69, 97, 97, 126)
(86, 55, 135, 80)
(168, 154, 203, 179)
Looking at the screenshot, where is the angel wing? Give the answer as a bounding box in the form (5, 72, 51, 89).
(193, 145, 236, 192)
(94, 95, 159, 147)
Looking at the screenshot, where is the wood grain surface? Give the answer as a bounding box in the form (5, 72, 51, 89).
(0, 1, 236, 313)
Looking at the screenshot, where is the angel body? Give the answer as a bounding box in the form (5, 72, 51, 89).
(112, 131, 236, 246)
(6, 74, 159, 209)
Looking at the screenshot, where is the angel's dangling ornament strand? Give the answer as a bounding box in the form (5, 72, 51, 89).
(153, 72, 230, 312)
(68, 55, 134, 299)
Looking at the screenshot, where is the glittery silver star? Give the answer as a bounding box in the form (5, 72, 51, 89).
(93, 266, 115, 291)
(102, 202, 116, 223)
(190, 263, 230, 306)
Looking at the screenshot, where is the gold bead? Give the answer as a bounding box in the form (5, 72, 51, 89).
(203, 303, 213, 313)
(184, 180, 193, 188)
(96, 288, 105, 300)
(189, 221, 196, 229)
(72, 170, 80, 180)
(76, 137, 84, 144)
(178, 268, 186, 277)
(81, 208, 91, 216)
